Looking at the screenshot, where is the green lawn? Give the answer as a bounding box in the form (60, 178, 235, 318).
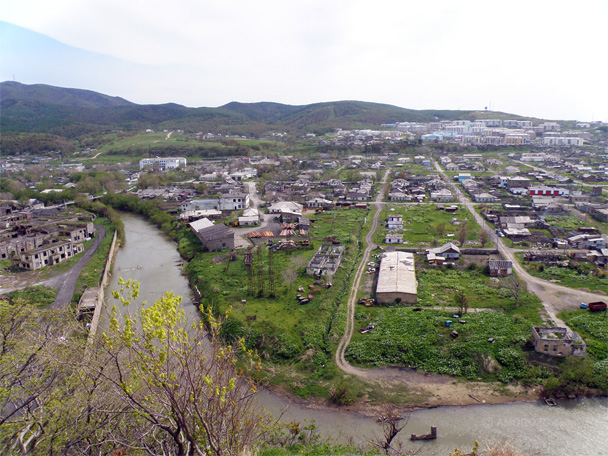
(377, 204, 489, 247)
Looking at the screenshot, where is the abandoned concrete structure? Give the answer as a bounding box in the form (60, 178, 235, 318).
(15, 239, 85, 270)
(306, 244, 345, 276)
(531, 327, 586, 357)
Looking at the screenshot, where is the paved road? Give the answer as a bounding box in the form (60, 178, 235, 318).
(335, 168, 390, 378)
(43, 224, 106, 308)
(433, 161, 606, 328)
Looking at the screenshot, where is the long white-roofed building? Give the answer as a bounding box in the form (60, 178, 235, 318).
(376, 251, 417, 304)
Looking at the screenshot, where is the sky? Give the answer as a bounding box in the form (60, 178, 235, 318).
(1, 0, 607, 121)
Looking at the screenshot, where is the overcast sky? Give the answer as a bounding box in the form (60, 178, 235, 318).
(1, 0, 607, 121)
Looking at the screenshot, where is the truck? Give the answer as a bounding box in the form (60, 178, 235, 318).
(588, 301, 607, 312)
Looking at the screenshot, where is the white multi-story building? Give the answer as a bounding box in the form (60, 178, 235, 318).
(139, 157, 187, 170)
(542, 137, 584, 146)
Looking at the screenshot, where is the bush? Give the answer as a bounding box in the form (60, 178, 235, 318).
(329, 381, 357, 405)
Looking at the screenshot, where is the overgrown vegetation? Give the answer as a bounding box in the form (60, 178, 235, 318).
(346, 308, 537, 383)
(519, 257, 607, 292)
(4, 286, 57, 308)
(185, 209, 370, 398)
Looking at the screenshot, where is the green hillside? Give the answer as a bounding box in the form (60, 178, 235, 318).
(0, 81, 549, 155)
(0, 81, 133, 108)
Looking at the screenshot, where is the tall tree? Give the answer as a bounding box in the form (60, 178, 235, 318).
(457, 222, 468, 246)
(506, 276, 524, 308)
(479, 230, 490, 247)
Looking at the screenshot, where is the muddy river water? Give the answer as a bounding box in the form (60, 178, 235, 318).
(102, 214, 608, 455)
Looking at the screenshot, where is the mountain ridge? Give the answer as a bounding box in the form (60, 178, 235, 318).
(0, 81, 537, 138)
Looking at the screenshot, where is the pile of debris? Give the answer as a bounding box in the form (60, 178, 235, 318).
(295, 294, 314, 305)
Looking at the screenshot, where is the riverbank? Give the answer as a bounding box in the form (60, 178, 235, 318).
(261, 364, 540, 415)
(99, 212, 608, 456)
(101, 210, 605, 413)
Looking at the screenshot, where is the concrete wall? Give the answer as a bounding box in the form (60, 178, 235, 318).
(376, 291, 417, 305)
(87, 230, 118, 344)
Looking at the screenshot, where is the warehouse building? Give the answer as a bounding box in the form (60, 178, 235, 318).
(376, 251, 417, 304)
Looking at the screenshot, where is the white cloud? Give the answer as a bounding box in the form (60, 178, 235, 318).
(1, 0, 607, 120)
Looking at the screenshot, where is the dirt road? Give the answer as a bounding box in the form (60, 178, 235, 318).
(335, 168, 389, 377)
(433, 161, 606, 327)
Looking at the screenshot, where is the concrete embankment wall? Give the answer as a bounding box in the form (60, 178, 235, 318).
(87, 230, 118, 343)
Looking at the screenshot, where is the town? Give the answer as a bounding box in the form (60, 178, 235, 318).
(1, 112, 607, 411)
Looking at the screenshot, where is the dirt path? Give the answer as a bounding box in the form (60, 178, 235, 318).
(335, 168, 389, 378)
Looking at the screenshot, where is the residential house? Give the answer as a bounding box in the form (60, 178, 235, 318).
(388, 191, 410, 201)
(306, 198, 334, 209)
(385, 233, 403, 244)
(426, 243, 460, 259)
(430, 189, 454, 202)
(474, 193, 498, 203)
(387, 215, 403, 230)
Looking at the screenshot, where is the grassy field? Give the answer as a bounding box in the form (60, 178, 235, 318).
(185, 208, 372, 399)
(346, 307, 539, 383)
(377, 204, 489, 247)
(3, 286, 57, 308)
(416, 266, 542, 317)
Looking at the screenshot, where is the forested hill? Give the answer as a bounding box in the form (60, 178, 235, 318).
(0, 81, 134, 108)
(1, 81, 529, 139)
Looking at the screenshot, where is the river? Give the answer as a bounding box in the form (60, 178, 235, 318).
(102, 214, 608, 456)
